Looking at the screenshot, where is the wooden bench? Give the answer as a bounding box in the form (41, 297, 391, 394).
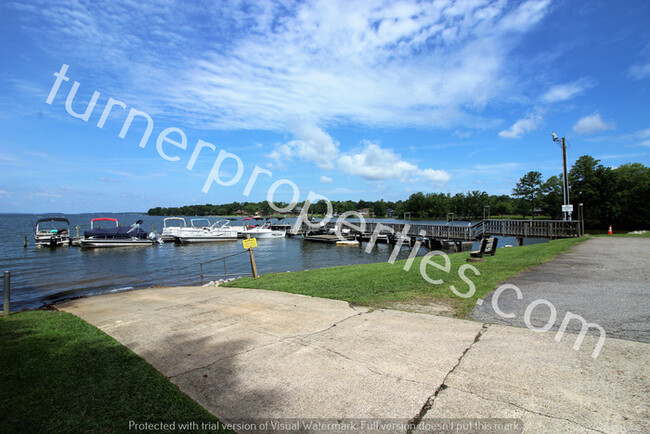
(470, 237, 499, 258)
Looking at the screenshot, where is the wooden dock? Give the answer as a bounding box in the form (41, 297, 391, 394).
(302, 234, 341, 243)
(298, 219, 582, 244)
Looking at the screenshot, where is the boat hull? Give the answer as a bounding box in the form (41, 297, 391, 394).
(175, 236, 238, 243)
(240, 230, 286, 238)
(35, 235, 70, 248)
(79, 238, 153, 248)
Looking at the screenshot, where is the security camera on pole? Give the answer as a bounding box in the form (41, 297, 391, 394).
(551, 132, 572, 221)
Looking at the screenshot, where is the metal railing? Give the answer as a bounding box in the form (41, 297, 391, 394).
(2, 271, 10, 316)
(199, 251, 252, 279)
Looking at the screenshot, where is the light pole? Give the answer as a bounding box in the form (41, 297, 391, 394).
(551, 132, 572, 221)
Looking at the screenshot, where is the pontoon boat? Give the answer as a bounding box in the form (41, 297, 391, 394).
(34, 217, 70, 247)
(79, 218, 159, 248)
(160, 217, 187, 242)
(174, 218, 238, 243)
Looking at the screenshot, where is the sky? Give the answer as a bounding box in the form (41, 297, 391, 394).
(1, 0, 649, 213)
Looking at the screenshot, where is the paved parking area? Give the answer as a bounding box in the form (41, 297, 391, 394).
(57, 282, 649, 433)
(471, 237, 650, 343)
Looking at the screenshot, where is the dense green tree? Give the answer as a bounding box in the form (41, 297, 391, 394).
(541, 175, 563, 219)
(146, 157, 648, 230)
(613, 163, 650, 229)
(512, 171, 543, 219)
(372, 199, 388, 217)
(569, 155, 619, 228)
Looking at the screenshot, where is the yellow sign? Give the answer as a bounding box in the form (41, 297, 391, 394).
(243, 238, 258, 249)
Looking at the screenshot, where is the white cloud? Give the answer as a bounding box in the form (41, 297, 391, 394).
(266, 144, 293, 169)
(99, 177, 120, 183)
(421, 168, 452, 183)
(266, 124, 340, 169)
(498, 112, 542, 139)
(474, 162, 521, 171)
(572, 113, 615, 135)
(628, 62, 650, 80)
(634, 128, 650, 139)
(319, 176, 333, 184)
(288, 124, 340, 169)
(541, 78, 593, 102)
(337, 141, 450, 184)
(16, 0, 552, 131)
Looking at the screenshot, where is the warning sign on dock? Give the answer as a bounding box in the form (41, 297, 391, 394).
(243, 238, 258, 249)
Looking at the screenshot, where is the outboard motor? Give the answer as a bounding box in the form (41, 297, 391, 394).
(127, 219, 144, 235)
(148, 232, 164, 244)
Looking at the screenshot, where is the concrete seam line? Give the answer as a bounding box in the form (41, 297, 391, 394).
(282, 310, 368, 341)
(167, 311, 367, 379)
(287, 339, 436, 388)
(451, 386, 608, 434)
(406, 323, 489, 433)
(168, 339, 282, 379)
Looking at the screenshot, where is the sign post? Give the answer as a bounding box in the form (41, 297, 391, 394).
(244, 235, 259, 278)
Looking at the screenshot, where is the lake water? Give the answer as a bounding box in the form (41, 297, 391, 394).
(0, 213, 544, 310)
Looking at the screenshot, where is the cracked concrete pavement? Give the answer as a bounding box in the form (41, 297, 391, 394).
(56, 285, 648, 433)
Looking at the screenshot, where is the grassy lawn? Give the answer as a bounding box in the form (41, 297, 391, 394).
(224, 237, 589, 317)
(0, 311, 231, 433)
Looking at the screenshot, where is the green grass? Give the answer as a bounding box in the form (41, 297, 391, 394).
(223, 237, 589, 317)
(0, 311, 232, 433)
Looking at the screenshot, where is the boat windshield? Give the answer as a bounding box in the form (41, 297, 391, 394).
(36, 218, 70, 232)
(190, 218, 211, 228)
(212, 219, 231, 229)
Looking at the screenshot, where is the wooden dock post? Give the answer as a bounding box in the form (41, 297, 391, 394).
(23, 235, 27, 248)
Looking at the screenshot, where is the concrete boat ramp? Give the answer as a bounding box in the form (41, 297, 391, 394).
(56, 283, 648, 433)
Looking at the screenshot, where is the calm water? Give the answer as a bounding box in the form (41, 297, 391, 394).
(0, 213, 543, 310)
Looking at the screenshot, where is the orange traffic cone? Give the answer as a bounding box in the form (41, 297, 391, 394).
(608, 225, 613, 235)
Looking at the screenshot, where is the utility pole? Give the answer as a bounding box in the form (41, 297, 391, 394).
(552, 133, 572, 221)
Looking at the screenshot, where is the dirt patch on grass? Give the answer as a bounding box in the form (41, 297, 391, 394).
(379, 299, 457, 317)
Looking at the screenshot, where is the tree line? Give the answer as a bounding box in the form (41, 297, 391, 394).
(147, 155, 649, 230)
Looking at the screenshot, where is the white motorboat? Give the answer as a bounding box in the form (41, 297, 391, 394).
(160, 217, 187, 242)
(79, 218, 159, 248)
(174, 218, 238, 243)
(241, 217, 286, 238)
(35, 217, 70, 247)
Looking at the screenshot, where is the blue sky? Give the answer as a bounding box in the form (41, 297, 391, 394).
(1, 0, 649, 213)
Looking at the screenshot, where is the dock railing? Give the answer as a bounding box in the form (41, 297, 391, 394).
(483, 219, 581, 238)
(302, 218, 581, 241)
(199, 251, 253, 279)
(2, 271, 10, 316)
